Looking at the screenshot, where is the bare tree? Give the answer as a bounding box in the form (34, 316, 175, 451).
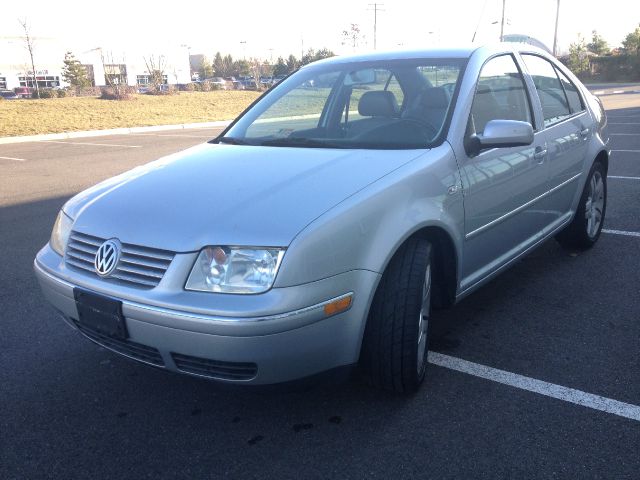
(100, 50, 130, 99)
(143, 54, 167, 92)
(18, 18, 40, 99)
(342, 24, 364, 52)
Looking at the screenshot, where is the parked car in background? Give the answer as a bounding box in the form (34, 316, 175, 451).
(206, 77, 228, 90)
(260, 76, 272, 87)
(272, 75, 287, 85)
(0, 89, 19, 99)
(14, 87, 33, 98)
(241, 78, 259, 90)
(225, 76, 244, 90)
(35, 44, 609, 394)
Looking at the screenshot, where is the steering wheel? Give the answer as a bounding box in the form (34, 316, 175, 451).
(398, 117, 438, 142)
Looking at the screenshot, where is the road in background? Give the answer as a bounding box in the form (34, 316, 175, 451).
(1, 96, 639, 479)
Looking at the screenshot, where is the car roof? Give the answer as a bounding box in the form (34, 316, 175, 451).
(302, 43, 552, 68)
(304, 47, 477, 68)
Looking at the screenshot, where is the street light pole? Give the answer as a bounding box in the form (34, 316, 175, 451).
(553, 0, 561, 56)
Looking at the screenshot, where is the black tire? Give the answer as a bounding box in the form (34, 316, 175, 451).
(556, 161, 607, 250)
(360, 237, 432, 394)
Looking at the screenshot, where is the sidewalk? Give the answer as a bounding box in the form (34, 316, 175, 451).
(0, 120, 232, 145)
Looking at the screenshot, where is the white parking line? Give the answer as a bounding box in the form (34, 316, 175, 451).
(129, 133, 214, 138)
(0, 156, 26, 162)
(602, 229, 640, 238)
(609, 175, 640, 180)
(428, 352, 640, 422)
(41, 140, 141, 148)
(610, 133, 639, 136)
(611, 150, 640, 153)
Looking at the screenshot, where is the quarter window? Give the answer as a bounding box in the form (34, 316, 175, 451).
(469, 54, 533, 135)
(554, 67, 584, 114)
(521, 54, 572, 126)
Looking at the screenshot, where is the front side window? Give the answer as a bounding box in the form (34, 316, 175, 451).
(220, 58, 466, 149)
(521, 54, 572, 126)
(469, 54, 533, 135)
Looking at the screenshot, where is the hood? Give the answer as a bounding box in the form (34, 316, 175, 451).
(66, 143, 424, 252)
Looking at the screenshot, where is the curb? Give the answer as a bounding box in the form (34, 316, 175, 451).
(0, 120, 233, 145)
(593, 90, 640, 96)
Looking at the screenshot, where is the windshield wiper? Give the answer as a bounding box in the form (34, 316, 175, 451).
(216, 136, 250, 145)
(260, 138, 344, 148)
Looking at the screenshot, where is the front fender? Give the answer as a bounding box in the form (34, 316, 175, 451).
(274, 143, 465, 289)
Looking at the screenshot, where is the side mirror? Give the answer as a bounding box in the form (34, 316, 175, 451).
(467, 119, 534, 157)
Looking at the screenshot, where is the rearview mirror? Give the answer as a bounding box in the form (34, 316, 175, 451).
(344, 69, 377, 86)
(467, 119, 534, 156)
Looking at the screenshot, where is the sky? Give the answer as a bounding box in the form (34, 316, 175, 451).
(1, 0, 639, 61)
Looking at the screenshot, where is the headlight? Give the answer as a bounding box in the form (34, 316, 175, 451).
(50, 210, 73, 256)
(185, 247, 285, 294)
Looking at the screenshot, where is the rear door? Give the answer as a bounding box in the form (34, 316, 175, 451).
(519, 53, 591, 227)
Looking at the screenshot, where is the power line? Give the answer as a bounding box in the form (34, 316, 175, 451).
(367, 3, 385, 50)
(471, 0, 491, 43)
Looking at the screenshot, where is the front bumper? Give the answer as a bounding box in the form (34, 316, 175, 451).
(34, 245, 380, 385)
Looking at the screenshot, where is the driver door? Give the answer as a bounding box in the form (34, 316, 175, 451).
(458, 54, 551, 290)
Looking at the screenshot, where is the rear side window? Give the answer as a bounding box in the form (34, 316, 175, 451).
(469, 54, 533, 135)
(521, 54, 571, 126)
(554, 67, 584, 114)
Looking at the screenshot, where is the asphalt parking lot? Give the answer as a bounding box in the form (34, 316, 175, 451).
(1, 94, 639, 479)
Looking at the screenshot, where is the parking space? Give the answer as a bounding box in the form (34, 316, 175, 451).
(1, 97, 639, 478)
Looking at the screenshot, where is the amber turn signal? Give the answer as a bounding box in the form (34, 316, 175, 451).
(323, 294, 353, 317)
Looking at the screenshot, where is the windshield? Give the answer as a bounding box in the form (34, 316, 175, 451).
(218, 58, 466, 149)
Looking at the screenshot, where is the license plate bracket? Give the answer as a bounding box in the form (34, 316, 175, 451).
(74, 289, 128, 339)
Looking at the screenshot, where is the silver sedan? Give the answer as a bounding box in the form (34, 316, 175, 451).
(35, 44, 609, 393)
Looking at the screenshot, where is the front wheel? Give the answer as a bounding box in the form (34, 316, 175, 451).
(360, 237, 432, 394)
(556, 161, 607, 250)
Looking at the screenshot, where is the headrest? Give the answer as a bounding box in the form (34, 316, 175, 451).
(418, 87, 449, 108)
(358, 91, 399, 117)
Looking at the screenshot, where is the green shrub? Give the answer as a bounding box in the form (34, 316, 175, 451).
(55, 89, 68, 98)
(200, 81, 212, 92)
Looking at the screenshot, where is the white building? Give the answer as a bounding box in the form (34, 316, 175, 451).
(0, 37, 191, 90)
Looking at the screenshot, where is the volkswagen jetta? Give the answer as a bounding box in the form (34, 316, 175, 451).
(35, 44, 609, 392)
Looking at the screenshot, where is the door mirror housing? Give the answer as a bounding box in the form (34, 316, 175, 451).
(467, 119, 534, 157)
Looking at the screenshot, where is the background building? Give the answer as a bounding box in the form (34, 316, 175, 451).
(0, 37, 191, 90)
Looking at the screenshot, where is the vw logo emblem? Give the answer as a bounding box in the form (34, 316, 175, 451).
(94, 239, 121, 277)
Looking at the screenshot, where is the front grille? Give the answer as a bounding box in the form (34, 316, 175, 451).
(172, 353, 258, 381)
(65, 231, 174, 289)
(76, 323, 165, 367)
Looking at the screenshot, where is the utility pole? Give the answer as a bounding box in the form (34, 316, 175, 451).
(553, 0, 561, 56)
(240, 40, 247, 60)
(499, 0, 506, 42)
(368, 3, 385, 50)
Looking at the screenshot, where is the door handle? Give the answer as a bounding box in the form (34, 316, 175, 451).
(534, 148, 547, 163)
(580, 128, 590, 138)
